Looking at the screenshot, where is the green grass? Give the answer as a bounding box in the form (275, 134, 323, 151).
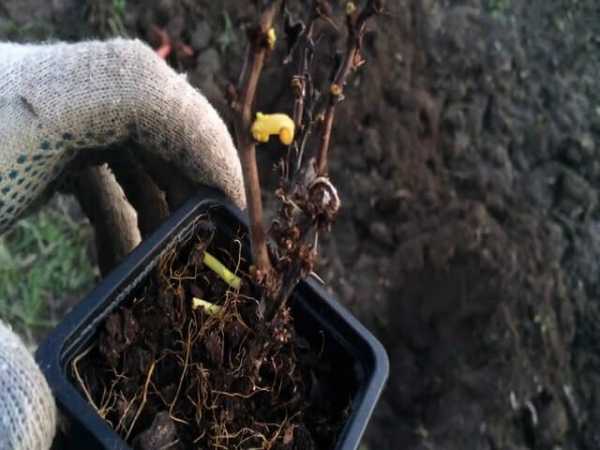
(217, 12, 237, 54)
(0, 201, 97, 344)
(84, 0, 128, 38)
(108, 0, 127, 36)
(484, 0, 512, 17)
(0, 17, 55, 41)
(112, 0, 126, 18)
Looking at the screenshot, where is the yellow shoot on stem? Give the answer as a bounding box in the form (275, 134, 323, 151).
(192, 298, 223, 316)
(251, 112, 295, 145)
(203, 251, 241, 290)
(267, 28, 277, 50)
(346, 1, 357, 15)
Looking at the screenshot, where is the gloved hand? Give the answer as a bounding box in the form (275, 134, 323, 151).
(0, 39, 245, 450)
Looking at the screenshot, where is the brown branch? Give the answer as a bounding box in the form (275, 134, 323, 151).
(291, 19, 316, 131)
(264, 1, 385, 319)
(285, 12, 318, 182)
(107, 145, 170, 238)
(233, 0, 282, 282)
(315, 0, 383, 175)
(71, 164, 141, 276)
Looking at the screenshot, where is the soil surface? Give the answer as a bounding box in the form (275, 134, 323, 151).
(3, 0, 600, 449)
(75, 213, 352, 450)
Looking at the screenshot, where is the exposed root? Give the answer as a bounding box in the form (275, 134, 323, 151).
(75, 216, 351, 449)
(125, 360, 156, 441)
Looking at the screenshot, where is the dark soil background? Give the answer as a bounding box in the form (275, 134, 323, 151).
(2, 0, 600, 449)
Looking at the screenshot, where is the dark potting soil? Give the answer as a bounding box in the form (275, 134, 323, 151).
(9, 1, 600, 448)
(73, 216, 353, 450)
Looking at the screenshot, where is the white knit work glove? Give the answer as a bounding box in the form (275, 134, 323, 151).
(0, 39, 246, 450)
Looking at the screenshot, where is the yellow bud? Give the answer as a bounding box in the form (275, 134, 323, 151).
(267, 27, 277, 50)
(346, 1, 357, 15)
(330, 83, 343, 96)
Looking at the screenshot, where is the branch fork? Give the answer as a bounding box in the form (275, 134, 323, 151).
(230, 0, 383, 307)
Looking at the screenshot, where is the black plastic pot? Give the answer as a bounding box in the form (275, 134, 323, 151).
(36, 187, 389, 450)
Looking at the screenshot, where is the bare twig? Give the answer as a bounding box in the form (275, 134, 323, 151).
(266, 1, 384, 314)
(315, 0, 383, 175)
(229, 0, 383, 315)
(233, 0, 283, 284)
(285, 8, 318, 181)
(290, 14, 317, 132)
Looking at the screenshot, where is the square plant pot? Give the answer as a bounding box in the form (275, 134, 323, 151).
(36, 186, 389, 450)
